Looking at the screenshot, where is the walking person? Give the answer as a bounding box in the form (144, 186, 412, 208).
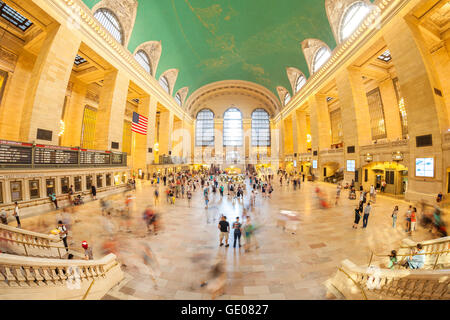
(232, 217, 242, 248)
(362, 201, 372, 229)
(68, 185, 74, 205)
(91, 184, 97, 200)
(154, 188, 159, 206)
(352, 202, 362, 229)
(392, 206, 399, 228)
(335, 184, 341, 205)
(57, 220, 69, 252)
(410, 207, 417, 234)
(405, 205, 412, 232)
(218, 216, 230, 247)
(13, 202, 21, 228)
(49, 192, 59, 209)
(369, 185, 375, 202)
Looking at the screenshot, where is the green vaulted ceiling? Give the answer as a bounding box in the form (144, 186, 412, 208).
(82, 0, 338, 98)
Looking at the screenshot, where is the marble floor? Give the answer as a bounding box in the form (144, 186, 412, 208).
(18, 178, 436, 300)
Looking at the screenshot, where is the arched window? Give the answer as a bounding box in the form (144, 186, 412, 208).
(223, 108, 243, 147)
(175, 93, 182, 106)
(93, 8, 123, 44)
(284, 92, 291, 106)
(252, 109, 270, 147)
(312, 47, 332, 73)
(159, 76, 170, 94)
(295, 75, 306, 93)
(339, 1, 371, 42)
(135, 50, 152, 74)
(195, 109, 214, 146)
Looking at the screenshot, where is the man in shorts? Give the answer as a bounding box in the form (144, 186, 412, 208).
(218, 216, 229, 247)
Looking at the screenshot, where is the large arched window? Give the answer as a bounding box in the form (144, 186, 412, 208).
(195, 109, 215, 146)
(175, 93, 182, 106)
(175, 92, 181, 107)
(295, 75, 306, 93)
(135, 50, 152, 74)
(252, 109, 270, 147)
(223, 108, 243, 147)
(284, 92, 291, 106)
(94, 8, 123, 44)
(159, 76, 170, 94)
(339, 1, 371, 42)
(312, 47, 332, 73)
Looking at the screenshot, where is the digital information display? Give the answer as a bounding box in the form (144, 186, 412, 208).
(312, 160, 318, 169)
(34, 147, 78, 165)
(111, 153, 124, 165)
(416, 158, 434, 177)
(0, 144, 32, 164)
(346, 160, 356, 172)
(80, 152, 111, 165)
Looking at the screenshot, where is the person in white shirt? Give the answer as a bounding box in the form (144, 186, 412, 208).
(13, 202, 21, 228)
(57, 220, 68, 252)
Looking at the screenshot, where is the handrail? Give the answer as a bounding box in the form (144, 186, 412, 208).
(0, 236, 85, 256)
(0, 224, 60, 241)
(368, 249, 450, 269)
(82, 279, 96, 300)
(327, 259, 450, 300)
(337, 267, 367, 300)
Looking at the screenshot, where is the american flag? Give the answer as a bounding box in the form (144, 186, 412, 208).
(131, 112, 148, 135)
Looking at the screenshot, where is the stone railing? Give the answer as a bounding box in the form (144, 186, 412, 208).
(396, 237, 450, 269)
(0, 224, 65, 258)
(324, 259, 450, 300)
(359, 139, 409, 153)
(0, 253, 123, 300)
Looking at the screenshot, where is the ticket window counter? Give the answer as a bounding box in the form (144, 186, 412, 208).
(46, 179, 55, 197)
(61, 177, 70, 194)
(74, 176, 82, 192)
(114, 174, 121, 186)
(29, 180, 40, 199)
(86, 176, 93, 190)
(96, 175, 103, 188)
(106, 174, 112, 187)
(10, 181, 23, 202)
(122, 173, 127, 184)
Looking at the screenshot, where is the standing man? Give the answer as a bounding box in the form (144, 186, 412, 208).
(218, 216, 230, 247)
(82, 241, 94, 260)
(232, 217, 242, 248)
(362, 201, 372, 229)
(13, 202, 21, 228)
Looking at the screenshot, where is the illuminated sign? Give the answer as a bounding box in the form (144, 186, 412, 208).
(347, 160, 356, 172)
(416, 158, 433, 177)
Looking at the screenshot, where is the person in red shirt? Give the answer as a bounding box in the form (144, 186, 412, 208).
(410, 207, 417, 233)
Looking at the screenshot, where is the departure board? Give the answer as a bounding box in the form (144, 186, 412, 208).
(80, 151, 110, 165)
(34, 147, 78, 164)
(0, 144, 33, 164)
(111, 153, 124, 164)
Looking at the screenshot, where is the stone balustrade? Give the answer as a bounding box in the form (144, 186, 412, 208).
(397, 237, 450, 269)
(0, 224, 65, 258)
(324, 259, 450, 300)
(0, 253, 123, 300)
